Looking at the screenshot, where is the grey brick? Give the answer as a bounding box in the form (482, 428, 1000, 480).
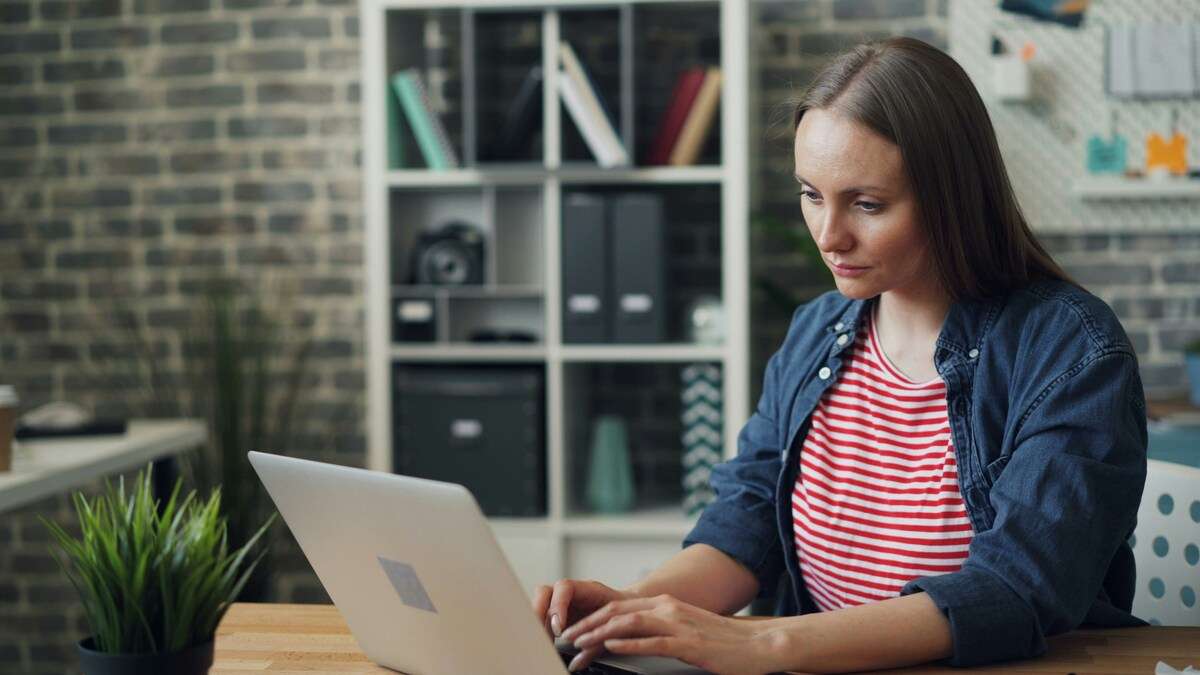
(1139, 362, 1187, 391)
(256, 82, 335, 104)
(1114, 233, 1200, 252)
(91, 217, 163, 237)
(327, 179, 359, 202)
(146, 185, 222, 206)
(47, 123, 124, 144)
(51, 187, 132, 208)
(1160, 327, 1200, 353)
(832, 0, 925, 20)
(0, 581, 17, 603)
(251, 16, 330, 39)
(166, 84, 243, 107)
(223, 0, 302, 8)
(301, 277, 354, 296)
(161, 20, 238, 44)
(226, 48, 306, 72)
(0, 280, 78, 301)
(237, 243, 317, 266)
(0, 30, 60, 54)
(329, 244, 361, 265)
(797, 30, 889, 56)
(40, 0, 121, 20)
(74, 88, 153, 112)
(4, 310, 50, 331)
(1162, 262, 1200, 284)
(135, 0, 211, 12)
(1061, 262, 1152, 286)
(228, 116, 306, 138)
(0, 125, 39, 146)
(136, 118, 216, 141)
(155, 54, 214, 77)
(0, 94, 65, 116)
(174, 214, 255, 235)
(84, 153, 160, 176)
(318, 48, 358, 70)
(43, 57, 126, 82)
(233, 181, 314, 202)
(56, 249, 134, 269)
(760, 0, 822, 22)
(262, 148, 327, 170)
(0, 63, 34, 85)
(0, 157, 69, 178)
(169, 150, 252, 173)
(344, 15, 357, 37)
(0, 2, 32, 22)
(71, 26, 150, 50)
(145, 247, 224, 267)
(317, 115, 358, 137)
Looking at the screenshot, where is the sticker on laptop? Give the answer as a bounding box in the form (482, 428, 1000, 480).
(378, 556, 438, 613)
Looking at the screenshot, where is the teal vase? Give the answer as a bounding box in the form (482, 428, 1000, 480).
(586, 415, 635, 513)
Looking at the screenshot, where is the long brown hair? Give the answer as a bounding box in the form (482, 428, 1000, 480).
(791, 37, 1078, 303)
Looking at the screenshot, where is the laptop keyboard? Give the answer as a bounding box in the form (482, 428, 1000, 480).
(558, 648, 641, 674)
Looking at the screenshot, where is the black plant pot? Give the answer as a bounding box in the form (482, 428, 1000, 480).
(78, 637, 214, 675)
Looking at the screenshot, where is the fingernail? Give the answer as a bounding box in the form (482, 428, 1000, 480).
(568, 654, 582, 672)
(551, 614, 562, 637)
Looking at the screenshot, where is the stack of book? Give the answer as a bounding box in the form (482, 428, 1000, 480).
(643, 65, 722, 166)
(388, 67, 460, 170)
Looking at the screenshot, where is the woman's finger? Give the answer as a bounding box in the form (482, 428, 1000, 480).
(531, 585, 553, 637)
(560, 597, 666, 643)
(572, 610, 673, 650)
(548, 579, 576, 636)
(566, 645, 605, 672)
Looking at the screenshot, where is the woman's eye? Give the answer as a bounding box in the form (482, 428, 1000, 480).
(796, 189, 820, 202)
(856, 201, 882, 212)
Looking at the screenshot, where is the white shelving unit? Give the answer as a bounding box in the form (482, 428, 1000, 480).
(1072, 176, 1200, 201)
(361, 0, 749, 597)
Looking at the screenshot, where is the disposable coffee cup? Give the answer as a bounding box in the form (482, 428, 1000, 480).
(0, 385, 18, 472)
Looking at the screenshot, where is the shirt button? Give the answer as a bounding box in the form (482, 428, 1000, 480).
(968, 348, 979, 359)
(818, 366, 831, 380)
(834, 322, 845, 331)
(836, 334, 849, 346)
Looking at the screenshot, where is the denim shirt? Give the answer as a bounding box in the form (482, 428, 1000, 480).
(683, 280, 1149, 667)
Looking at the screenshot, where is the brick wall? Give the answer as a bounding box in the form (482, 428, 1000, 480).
(2, 0, 1198, 672)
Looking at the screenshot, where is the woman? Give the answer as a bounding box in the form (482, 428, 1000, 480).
(533, 37, 1148, 674)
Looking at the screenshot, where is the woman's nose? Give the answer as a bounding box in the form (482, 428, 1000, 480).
(812, 208, 852, 252)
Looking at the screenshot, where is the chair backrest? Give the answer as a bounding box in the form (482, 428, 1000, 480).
(1130, 459, 1200, 626)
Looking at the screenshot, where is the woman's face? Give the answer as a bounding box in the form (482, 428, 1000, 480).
(793, 107, 935, 301)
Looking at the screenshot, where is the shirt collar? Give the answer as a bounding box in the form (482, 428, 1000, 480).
(827, 292, 1005, 363)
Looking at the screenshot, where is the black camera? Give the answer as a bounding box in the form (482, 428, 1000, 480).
(409, 220, 486, 286)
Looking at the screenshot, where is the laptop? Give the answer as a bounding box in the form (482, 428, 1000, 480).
(247, 451, 710, 675)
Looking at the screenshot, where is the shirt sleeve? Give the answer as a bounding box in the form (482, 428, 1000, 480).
(682, 307, 801, 600)
(900, 349, 1149, 666)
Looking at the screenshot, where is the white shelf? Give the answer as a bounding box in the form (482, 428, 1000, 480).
(363, 0, 750, 591)
(1073, 176, 1200, 200)
(391, 344, 546, 361)
(386, 165, 725, 188)
(558, 344, 725, 362)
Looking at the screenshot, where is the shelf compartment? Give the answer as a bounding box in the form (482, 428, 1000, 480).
(1073, 176, 1200, 200)
(392, 344, 546, 361)
(558, 7, 627, 166)
(384, 8, 465, 170)
(471, 9, 544, 165)
(385, 165, 725, 186)
(632, 1, 721, 167)
(561, 183, 723, 344)
(563, 360, 722, 519)
(447, 295, 543, 344)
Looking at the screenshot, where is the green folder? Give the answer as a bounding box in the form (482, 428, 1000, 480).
(390, 70, 447, 170)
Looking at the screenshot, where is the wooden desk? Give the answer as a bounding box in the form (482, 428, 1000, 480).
(0, 418, 206, 513)
(213, 603, 1200, 674)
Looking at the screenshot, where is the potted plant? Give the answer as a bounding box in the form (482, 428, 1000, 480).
(1185, 338, 1200, 406)
(41, 464, 274, 675)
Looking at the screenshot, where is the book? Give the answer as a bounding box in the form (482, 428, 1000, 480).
(669, 66, 721, 166)
(558, 40, 628, 166)
(390, 68, 458, 170)
(386, 75, 406, 169)
(645, 67, 708, 166)
(558, 69, 621, 167)
(485, 64, 543, 162)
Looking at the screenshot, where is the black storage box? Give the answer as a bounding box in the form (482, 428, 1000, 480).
(393, 364, 545, 517)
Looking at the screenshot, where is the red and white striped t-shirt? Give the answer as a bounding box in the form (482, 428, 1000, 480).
(792, 302, 975, 611)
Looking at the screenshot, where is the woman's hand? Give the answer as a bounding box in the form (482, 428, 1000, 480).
(557, 594, 784, 675)
(530, 579, 640, 669)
